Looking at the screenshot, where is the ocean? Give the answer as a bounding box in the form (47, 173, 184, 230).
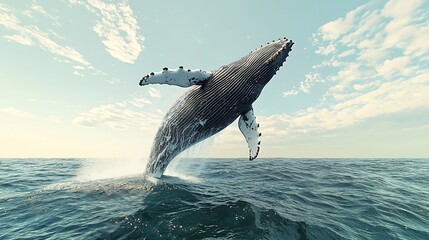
(0, 158, 428, 239)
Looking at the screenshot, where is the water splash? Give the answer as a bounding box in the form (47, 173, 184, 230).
(75, 158, 148, 181)
(162, 139, 215, 182)
(164, 158, 202, 183)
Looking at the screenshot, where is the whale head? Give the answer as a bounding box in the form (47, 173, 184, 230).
(240, 38, 294, 85)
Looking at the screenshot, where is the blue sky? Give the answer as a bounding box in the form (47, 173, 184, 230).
(1, 0, 428, 158)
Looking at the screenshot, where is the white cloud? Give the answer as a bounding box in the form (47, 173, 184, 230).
(69, 0, 145, 64)
(380, 0, 429, 57)
(0, 3, 90, 66)
(32, 30, 90, 66)
(337, 49, 355, 58)
(73, 98, 161, 130)
(29, 3, 59, 21)
(3, 34, 32, 45)
(357, 48, 388, 64)
(72, 70, 84, 77)
(377, 56, 411, 77)
(312, 59, 342, 69)
(0, 107, 61, 123)
(73, 65, 85, 70)
(0, 4, 20, 27)
(148, 87, 161, 98)
(300, 73, 322, 93)
(283, 72, 323, 96)
(381, 0, 423, 18)
(318, 5, 364, 41)
(254, 71, 429, 139)
(283, 0, 429, 136)
(128, 97, 151, 108)
(283, 89, 299, 97)
(316, 43, 335, 55)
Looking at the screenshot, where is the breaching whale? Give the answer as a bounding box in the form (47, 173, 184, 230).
(139, 38, 294, 177)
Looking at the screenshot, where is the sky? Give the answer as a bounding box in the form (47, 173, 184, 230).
(0, 0, 428, 159)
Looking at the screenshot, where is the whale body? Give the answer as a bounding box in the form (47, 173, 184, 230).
(139, 38, 294, 177)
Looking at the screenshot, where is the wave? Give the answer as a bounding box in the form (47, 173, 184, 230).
(3, 158, 427, 239)
(100, 181, 341, 240)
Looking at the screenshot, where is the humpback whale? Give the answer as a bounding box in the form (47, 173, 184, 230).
(140, 38, 294, 177)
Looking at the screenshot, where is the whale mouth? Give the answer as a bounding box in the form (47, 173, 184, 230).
(265, 38, 294, 74)
(268, 38, 294, 62)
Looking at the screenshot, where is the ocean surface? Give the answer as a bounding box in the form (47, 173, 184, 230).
(0, 158, 428, 240)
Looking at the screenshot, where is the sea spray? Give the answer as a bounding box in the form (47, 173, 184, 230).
(164, 158, 203, 183)
(75, 157, 148, 181)
(163, 137, 217, 182)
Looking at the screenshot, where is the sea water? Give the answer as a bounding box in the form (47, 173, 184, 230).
(1, 158, 428, 239)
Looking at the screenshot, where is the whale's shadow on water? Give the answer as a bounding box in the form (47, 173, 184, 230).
(100, 176, 341, 240)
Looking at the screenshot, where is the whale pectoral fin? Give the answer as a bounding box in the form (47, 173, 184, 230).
(238, 108, 261, 161)
(139, 67, 212, 87)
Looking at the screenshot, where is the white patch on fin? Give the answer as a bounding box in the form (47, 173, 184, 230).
(238, 108, 261, 161)
(139, 67, 212, 87)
